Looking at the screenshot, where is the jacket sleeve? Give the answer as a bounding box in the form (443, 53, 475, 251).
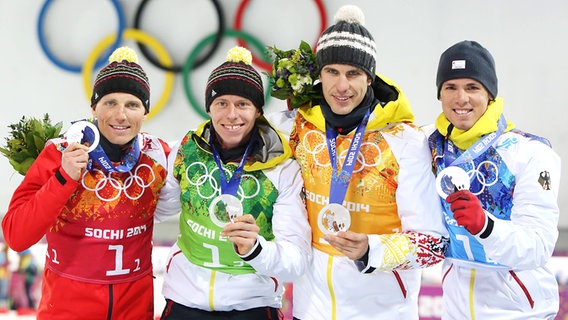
(154, 142, 182, 223)
(241, 159, 312, 282)
(2, 143, 80, 251)
(477, 139, 560, 269)
(360, 125, 448, 272)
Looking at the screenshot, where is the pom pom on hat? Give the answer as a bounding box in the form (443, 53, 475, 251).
(334, 4, 365, 25)
(226, 46, 253, 65)
(108, 46, 139, 64)
(205, 46, 264, 113)
(316, 5, 377, 78)
(91, 46, 150, 113)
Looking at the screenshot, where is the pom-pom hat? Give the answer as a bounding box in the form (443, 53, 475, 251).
(91, 46, 150, 113)
(436, 40, 498, 99)
(205, 46, 264, 113)
(316, 5, 377, 78)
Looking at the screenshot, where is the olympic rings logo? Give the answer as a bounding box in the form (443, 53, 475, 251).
(81, 164, 156, 202)
(184, 162, 260, 200)
(37, 0, 328, 121)
(301, 129, 382, 172)
(463, 160, 499, 195)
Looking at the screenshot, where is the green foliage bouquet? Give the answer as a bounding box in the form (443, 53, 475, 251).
(0, 114, 62, 175)
(265, 41, 321, 109)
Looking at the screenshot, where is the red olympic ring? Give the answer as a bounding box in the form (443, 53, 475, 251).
(233, 0, 327, 72)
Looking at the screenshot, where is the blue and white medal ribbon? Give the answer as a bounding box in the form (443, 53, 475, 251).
(435, 115, 507, 198)
(208, 126, 258, 227)
(317, 109, 371, 234)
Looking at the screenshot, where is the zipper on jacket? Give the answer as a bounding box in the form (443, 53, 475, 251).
(509, 270, 535, 308)
(107, 284, 113, 320)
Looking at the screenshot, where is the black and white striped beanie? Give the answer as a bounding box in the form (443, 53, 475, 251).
(205, 46, 264, 113)
(316, 5, 377, 78)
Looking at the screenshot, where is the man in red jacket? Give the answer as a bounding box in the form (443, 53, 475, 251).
(2, 46, 176, 319)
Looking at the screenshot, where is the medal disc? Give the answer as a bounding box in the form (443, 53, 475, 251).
(436, 166, 470, 198)
(65, 121, 100, 153)
(317, 203, 351, 234)
(209, 194, 244, 228)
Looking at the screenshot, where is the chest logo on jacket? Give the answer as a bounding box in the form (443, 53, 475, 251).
(302, 129, 381, 171)
(81, 164, 156, 201)
(184, 161, 260, 200)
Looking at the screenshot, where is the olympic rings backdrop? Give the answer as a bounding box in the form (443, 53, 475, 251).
(3, 0, 568, 230)
(4, 1, 568, 319)
(36, 0, 328, 122)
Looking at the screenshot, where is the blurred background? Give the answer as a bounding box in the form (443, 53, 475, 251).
(1, 0, 567, 319)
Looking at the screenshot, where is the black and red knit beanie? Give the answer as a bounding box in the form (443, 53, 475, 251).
(91, 46, 150, 113)
(205, 46, 264, 113)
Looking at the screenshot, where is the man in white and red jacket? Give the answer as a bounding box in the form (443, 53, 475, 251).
(2, 46, 177, 319)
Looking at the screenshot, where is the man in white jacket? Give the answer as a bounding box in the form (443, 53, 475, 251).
(288, 5, 448, 320)
(429, 40, 561, 319)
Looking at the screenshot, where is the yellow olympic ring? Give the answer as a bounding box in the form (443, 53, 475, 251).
(82, 28, 174, 121)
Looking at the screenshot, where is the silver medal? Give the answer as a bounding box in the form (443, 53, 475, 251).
(64, 121, 100, 153)
(436, 166, 470, 198)
(209, 194, 244, 228)
(317, 203, 351, 234)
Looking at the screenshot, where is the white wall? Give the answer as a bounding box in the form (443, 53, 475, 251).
(1, 0, 567, 227)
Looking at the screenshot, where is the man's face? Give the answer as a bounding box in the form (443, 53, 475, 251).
(91, 92, 146, 146)
(319, 64, 371, 115)
(439, 78, 491, 131)
(208, 94, 261, 149)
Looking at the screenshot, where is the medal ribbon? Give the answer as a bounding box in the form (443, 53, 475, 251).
(211, 126, 258, 196)
(325, 109, 371, 204)
(85, 121, 140, 172)
(442, 115, 507, 167)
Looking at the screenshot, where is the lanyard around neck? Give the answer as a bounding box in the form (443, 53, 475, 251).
(443, 114, 507, 167)
(210, 126, 258, 196)
(325, 109, 371, 204)
(86, 121, 140, 173)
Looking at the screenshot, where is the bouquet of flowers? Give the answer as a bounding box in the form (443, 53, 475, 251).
(0, 114, 62, 175)
(265, 40, 321, 109)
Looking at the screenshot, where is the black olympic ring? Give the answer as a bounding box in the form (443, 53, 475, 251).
(35, 1, 329, 120)
(133, 0, 226, 73)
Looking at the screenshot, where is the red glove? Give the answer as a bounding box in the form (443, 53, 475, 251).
(446, 190, 486, 235)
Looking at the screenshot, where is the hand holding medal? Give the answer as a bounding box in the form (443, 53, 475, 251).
(61, 120, 100, 181)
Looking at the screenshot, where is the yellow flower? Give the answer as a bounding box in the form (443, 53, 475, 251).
(109, 46, 138, 63)
(226, 46, 253, 65)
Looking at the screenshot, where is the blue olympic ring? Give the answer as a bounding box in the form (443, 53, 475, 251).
(37, 0, 126, 73)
